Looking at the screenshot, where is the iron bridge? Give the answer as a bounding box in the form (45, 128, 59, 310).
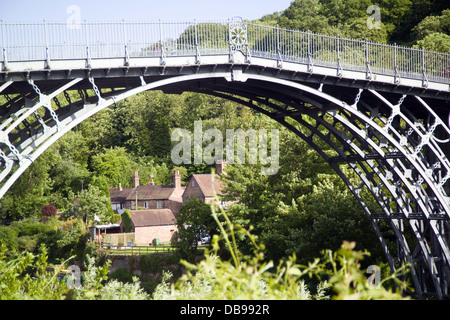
(1, 17, 450, 299)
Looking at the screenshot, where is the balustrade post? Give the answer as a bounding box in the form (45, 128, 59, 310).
(1, 20, 7, 71)
(394, 42, 400, 84)
(194, 19, 200, 64)
(123, 20, 129, 66)
(43, 20, 50, 69)
(307, 30, 313, 73)
(159, 19, 166, 65)
(422, 47, 428, 88)
(336, 34, 342, 77)
(365, 39, 372, 80)
(228, 18, 233, 62)
(84, 20, 91, 68)
(276, 24, 282, 68)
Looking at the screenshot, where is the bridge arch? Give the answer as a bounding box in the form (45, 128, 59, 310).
(1, 69, 449, 298)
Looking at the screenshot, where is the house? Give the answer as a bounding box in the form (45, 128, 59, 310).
(108, 161, 229, 245)
(120, 209, 177, 245)
(109, 170, 185, 216)
(182, 160, 228, 205)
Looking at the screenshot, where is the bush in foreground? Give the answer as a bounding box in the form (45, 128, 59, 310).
(152, 204, 409, 300)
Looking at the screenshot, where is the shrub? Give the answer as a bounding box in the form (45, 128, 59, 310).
(72, 256, 149, 300)
(41, 204, 57, 223)
(109, 267, 134, 283)
(153, 201, 410, 300)
(0, 244, 70, 300)
(122, 210, 132, 233)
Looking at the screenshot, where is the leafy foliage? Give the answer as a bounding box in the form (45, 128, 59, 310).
(0, 244, 70, 300)
(174, 197, 216, 261)
(40, 204, 57, 223)
(153, 202, 408, 300)
(41, 204, 57, 217)
(122, 209, 133, 233)
(64, 185, 115, 225)
(72, 256, 149, 300)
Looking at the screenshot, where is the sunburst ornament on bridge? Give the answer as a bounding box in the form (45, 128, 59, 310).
(229, 16, 248, 55)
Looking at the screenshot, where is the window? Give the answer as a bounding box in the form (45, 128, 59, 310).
(191, 180, 195, 187)
(120, 203, 125, 209)
(157, 201, 163, 209)
(144, 201, 148, 209)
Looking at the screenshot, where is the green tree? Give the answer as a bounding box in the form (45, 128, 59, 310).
(65, 185, 115, 225)
(174, 197, 216, 261)
(0, 152, 54, 220)
(122, 209, 133, 233)
(415, 32, 450, 52)
(0, 226, 19, 252)
(278, 0, 331, 34)
(412, 9, 450, 51)
(36, 219, 87, 263)
(91, 147, 133, 188)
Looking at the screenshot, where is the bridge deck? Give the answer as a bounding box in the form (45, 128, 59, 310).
(1, 19, 449, 98)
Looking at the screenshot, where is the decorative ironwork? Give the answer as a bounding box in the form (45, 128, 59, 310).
(229, 17, 248, 56)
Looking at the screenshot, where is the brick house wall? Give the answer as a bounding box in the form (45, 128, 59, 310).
(134, 225, 177, 245)
(122, 209, 178, 245)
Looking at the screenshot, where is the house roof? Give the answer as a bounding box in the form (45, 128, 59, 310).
(109, 184, 186, 202)
(109, 188, 132, 201)
(125, 185, 180, 201)
(190, 174, 224, 198)
(129, 209, 176, 227)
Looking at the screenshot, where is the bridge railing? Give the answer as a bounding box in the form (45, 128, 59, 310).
(247, 23, 449, 84)
(1, 19, 449, 84)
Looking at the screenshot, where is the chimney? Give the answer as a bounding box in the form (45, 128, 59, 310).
(215, 159, 226, 175)
(118, 183, 122, 191)
(133, 171, 139, 188)
(173, 170, 181, 189)
(148, 174, 155, 185)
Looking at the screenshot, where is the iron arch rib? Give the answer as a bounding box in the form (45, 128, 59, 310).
(165, 74, 450, 299)
(0, 72, 449, 299)
(187, 83, 429, 298)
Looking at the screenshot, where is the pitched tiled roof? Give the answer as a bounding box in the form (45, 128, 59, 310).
(129, 209, 176, 227)
(125, 185, 177, 201)
(109, 184, 185, 202)
(191, 174, 224, 197)
(109, 188, 133, 201)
